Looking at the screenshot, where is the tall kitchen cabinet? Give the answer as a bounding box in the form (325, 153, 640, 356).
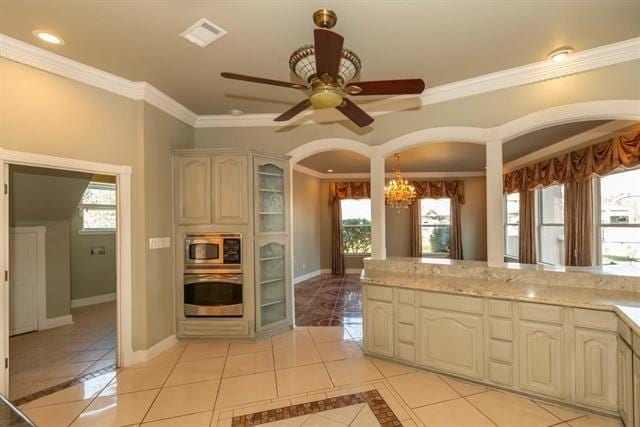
(253, 156, 292, 334)
(173, 150, 292, 339)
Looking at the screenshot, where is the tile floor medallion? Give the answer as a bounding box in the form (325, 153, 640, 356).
(11, 325, 624, 427)
(9, 302, 116, 402)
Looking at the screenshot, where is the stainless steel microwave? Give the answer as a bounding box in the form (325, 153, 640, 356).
(184, 233, 241, 273)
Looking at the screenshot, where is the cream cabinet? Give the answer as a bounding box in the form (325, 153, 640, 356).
(255, 237, 290, 333)
(175, 156, 211, 224)
(633, 353, 639, 427)
(519, 321, 565, 399)
(213, 155, 249, 224)
(417, 308, 484, 379)
(574, 329, 617, 411)
(254, 157, 288, 235)
(364, 300, 394, 358)
(618, 337, 634, 427)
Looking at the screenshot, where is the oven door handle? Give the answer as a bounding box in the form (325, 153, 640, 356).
(184, 274, 243, 286)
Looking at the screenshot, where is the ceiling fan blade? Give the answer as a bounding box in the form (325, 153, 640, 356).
(274, 99, 312, 122)
(335, 98, 374, 128)
(314, 29, 344, 80)
(345, 79, 425, 95)
(221, 72, 306, 89)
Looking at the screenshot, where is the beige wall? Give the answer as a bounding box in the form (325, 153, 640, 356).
(194, 60, 640, 153)
(292, 171, 322, 277)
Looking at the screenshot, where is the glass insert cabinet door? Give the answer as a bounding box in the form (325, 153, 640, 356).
(255, 238, 290, 331)
(255, 158, 288, 235)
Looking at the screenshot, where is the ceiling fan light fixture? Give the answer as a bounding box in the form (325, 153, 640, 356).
(310, 89, 343, 109)
(289, 45, 361, 84)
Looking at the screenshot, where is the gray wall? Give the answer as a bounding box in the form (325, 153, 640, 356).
(292, 171, 322, 277)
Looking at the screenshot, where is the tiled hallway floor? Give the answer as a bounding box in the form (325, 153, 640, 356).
(16, 326, 621, 427)
(295, 274, 362, 339)
(9, 302, 116, 401)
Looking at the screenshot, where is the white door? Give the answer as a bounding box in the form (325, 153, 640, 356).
(9, 228, 44, 336)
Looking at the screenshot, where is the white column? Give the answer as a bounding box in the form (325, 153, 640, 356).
(370, 152, 387, 259)
(486, 140, 505, 267)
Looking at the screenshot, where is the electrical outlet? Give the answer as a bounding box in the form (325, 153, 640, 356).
(90, 247, 106, 255)
(149, 237, 171, 250)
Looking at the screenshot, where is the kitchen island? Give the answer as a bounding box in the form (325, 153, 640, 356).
(361, 257, 640, 425)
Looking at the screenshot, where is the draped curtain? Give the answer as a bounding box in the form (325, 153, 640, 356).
(518, 189, 537, 264)
(329, 182, 371, 275)
(564, 179, 594, 266)
(409, 180, 465, 260)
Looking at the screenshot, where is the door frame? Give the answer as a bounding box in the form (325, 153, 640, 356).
(0, 148, 134, 397)
(9, 226, 46, 334)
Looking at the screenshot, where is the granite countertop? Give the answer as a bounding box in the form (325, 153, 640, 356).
(0, 394, 33, 427)
(361, 269, 640, 335)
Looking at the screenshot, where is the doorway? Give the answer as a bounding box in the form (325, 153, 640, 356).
(0, 150, 133, 400)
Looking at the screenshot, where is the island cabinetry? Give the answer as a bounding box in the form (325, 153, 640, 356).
(175, 155, 211, 224)
(618, 333, 634, 427)
(395, 289, 416, 363)
(486, 300, 516, 387)
(363, 285, 394, 358)
(633, 350, 639, 427)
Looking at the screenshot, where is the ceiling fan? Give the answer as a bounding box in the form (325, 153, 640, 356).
(221, 9, 425, 127)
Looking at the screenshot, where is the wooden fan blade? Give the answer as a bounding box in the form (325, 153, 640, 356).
(274, 99, 312, 122)
(314, 29, 344, 80)
(335, 98, 374, 128)
(221, 72, 306, 89)
(345, 79, 425, 95)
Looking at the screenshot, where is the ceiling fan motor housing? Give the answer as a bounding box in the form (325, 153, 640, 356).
(289, 45, 361, 85)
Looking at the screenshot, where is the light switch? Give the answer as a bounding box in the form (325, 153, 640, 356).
(149, 237, 171, 250)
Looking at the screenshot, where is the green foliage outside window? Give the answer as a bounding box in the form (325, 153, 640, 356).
(343, 218, 372, 254)
(429, 226, 451, 253)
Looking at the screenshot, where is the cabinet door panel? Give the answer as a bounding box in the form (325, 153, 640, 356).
(633, 354, 639, 427)
(575, 329, 617, 411)
(519, 321, 564, 399)
(365, 300, 394, 357)
(617, 338, 633, 427)
(175, 156, 211, 224)
(213, 155, 248, 224)
(417, 308, 483, 379)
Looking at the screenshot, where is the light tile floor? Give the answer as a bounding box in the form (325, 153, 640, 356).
(16, 326, 622, 427)
(10, 302, 116, 401)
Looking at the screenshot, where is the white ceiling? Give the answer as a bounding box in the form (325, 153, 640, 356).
(1, 1, 638, 115)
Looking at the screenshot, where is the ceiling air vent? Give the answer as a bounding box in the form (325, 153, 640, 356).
(180, 18, 227, 48)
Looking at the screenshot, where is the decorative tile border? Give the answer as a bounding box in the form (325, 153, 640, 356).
(231, 389, 402, 426)
(12, 364, 116, 407)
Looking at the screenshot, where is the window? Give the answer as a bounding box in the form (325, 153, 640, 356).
(598, 169, 640, 270)
(79, 182, 117, 233)
(504, 192, 520, 259)
(341, 199, 371, 254)
(420, 198, 451, 256)
(538, 184, 565, 265)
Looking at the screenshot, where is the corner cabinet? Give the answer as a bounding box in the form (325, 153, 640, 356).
(175, 156, 211, 224)
(254, 157, 289, 235)
(255, 237, 291, 332)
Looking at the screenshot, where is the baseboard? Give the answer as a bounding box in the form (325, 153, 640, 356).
(71, 292, 116, 308)
(294, 269, 322, 284)
(345, 268, 363, 274)
(132, 334, 178, 364)
(42, 314, 74, 330)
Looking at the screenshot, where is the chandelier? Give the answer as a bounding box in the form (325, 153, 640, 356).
(385, 154, 416, 208)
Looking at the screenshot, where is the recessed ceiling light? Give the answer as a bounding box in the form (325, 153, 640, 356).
(228, 108, 244, 116)
(33, 30, 64, 45)
(327, 169, 334, 173)
(548, 47, 573, 62)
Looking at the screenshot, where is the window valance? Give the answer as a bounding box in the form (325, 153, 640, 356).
(503, 129, 640, 194)
(410, 180, 465, 204)
(329, 181, 371, 203)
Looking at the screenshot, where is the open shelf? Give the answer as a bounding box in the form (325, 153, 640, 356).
(260, 299, 285, 308)
(260, 277, 285, 285)
(258, 188, 284, 193)
(257, 171, 284, 177)
(260, 256, 284, 262)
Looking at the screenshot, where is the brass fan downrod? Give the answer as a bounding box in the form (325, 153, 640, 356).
(313, 9, 337, 29)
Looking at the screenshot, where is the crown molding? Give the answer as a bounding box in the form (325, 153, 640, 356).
(292, 164, 485, 180)
(0, 34, 197, 126)
(2, 32, 639, 129)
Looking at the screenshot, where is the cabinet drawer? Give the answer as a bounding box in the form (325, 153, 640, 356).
(519, 303, 563, 324)
(396, 341, 415, 363)
(489, 339, 513, 363)
(617, 319, 632, 346)
(573, 309, 616, 331)
(420, 291, 483, 314)
(397, 289, 415, 305)
(489, 319, 513, 341)
(367, 285, 393, 302)
(488, 300, 512, 318)
(489, 362, 513, 386)
(398, 305, 416, 325)
(397, 324, 415, 344)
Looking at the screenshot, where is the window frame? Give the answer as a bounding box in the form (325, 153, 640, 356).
(78, 182, 117, 234)
(340, 198, 372, 256)
(503, 192, 520, 261)
(420, 198, 452, 258)
(537, 183, 565, 266)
